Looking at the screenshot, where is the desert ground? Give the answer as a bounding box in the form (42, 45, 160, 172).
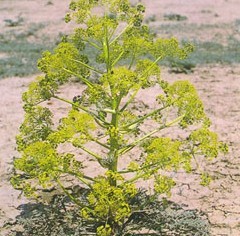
(0, 0, 240, 235)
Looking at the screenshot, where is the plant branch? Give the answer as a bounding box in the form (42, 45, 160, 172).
(120, 89, 139, 112)
(108, 25, 118, 42)
(53, 95, 88, 112)
(52, 95, 110, 126)
(70, 58, 104, 74)
(118, 161, 159, 175)
(120, 55, 164, 113)
(111, 50, 125, 67)
(73, 143, 103, 162)
(103, 24, 111, 72)
(140, 54, 163, 78)
(120, 115, 185, 155)
(56, 178, 86, 208)
(62, 67, 94, 88)
(82, 39, 102, 50)
(57, 169, 94, 187)
(119, 126, 166, 156)
(128, 50, 136, 70)
(123, 172, 147, 185)
(121, 105, 169, 131)
(91, 137, 110, 149)
(165, 114, 185, 126)
(110, 23, 132, 46)
(94, 117, 110, 128)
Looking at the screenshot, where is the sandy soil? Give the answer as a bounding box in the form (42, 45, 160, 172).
(0, 0, 240, 235)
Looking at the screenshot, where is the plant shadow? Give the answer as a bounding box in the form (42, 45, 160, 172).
(8, 189, 210, 236)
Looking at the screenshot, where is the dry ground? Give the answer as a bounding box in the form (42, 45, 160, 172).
(0, 0, 240, 235)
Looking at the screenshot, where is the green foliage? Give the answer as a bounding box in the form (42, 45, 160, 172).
(48, 110, 96, 145)
(38, 42, 90, 83)
(157, 22, 240, 65)
(12, 1, 227, 234)
(145, 14, 157, 24)
(16, 106, 53, 151)
(82, 174, 137, 229)
(4, 15, 24, 27)
(163, 13, 188, 21)
(188, 128, 228, 159)
(0, 23, 54, 78)
(188, 38, 240, 64)
(168, 59, 196, 74)
(160, 80, 208, 127)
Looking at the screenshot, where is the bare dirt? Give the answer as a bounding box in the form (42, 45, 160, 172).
(0, 0, 240, 235)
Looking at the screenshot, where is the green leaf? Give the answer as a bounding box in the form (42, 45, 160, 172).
(154, 175, 176, 196)
(189, 128, 228, 159)
(144, 137, 182, 171)
(16, 106, 53, 151)
(38, 42, 90, 83)
(161, 80, 209, 127)
(200, 172, 212, 186)
(48, 109, 96, 145)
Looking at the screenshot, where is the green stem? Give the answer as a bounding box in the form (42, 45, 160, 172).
(56, 179, 86, 207)
(165, 114, 185, 126)
(73, 143, 104, 164)
(58, 169, 94, 187)
(110, 23, 132, 46)
(123, 172, 146, 185)
(111, 50, 125, 68)
(108, 25, 117, 42)
(102, 22, 122, 185)
(94, 117, 109, 128)
(91, 137, 110, 149)
(140, 54, 163, 78)
(121, 105, 169, 131)
(62, 68, 94, 88)
(107, 100, 122, 186)
(120, 115, 185, 155)
(103, 23, 111, 72)
(128, 50, 136, 70)
(120, 55, 165, 111)
(121, 95, 179, 130)
(70, 58, 104, 74)
(120, 126, 166, 156)
(53, 95, 89, 112)
(82, 175, 97, 183)
(82, 39, 102, 50)
(118, 162, 158, 175)
(120, 89, 139, 112)
(63, 67, 112, 102)
(53, 95, 110, 126)
(110, 120, 118, 167)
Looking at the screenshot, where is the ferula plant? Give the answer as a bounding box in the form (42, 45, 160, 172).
(12, 0, 227, 235)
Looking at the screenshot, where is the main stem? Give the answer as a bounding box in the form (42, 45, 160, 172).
(108, 111, 119, 186)
(103, 21, 120, 187)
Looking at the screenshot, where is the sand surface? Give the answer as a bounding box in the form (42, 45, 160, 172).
(0, 0, 240, 235)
